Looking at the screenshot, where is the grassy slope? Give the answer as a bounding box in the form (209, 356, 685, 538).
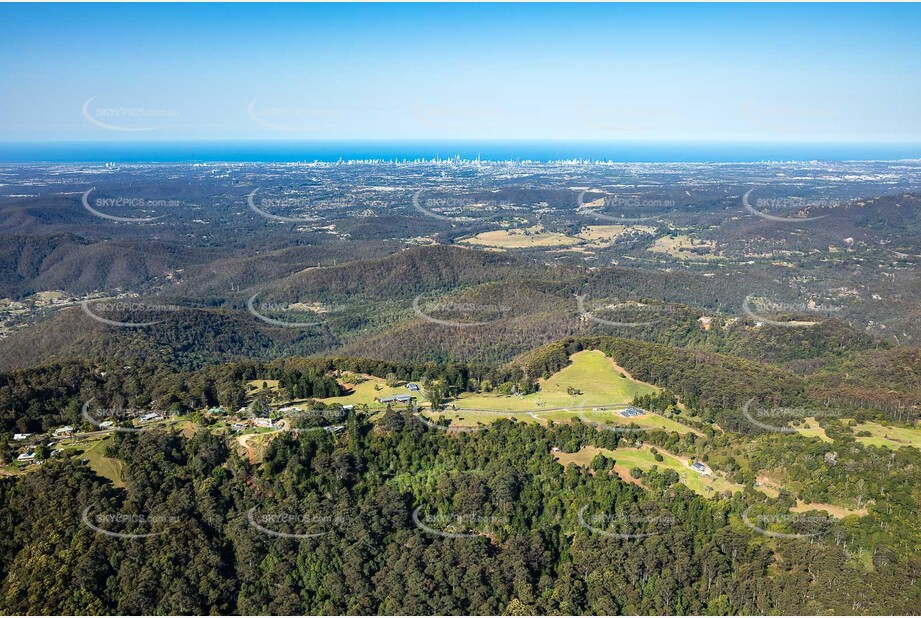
(555, 444, 743, 497)
(455, 350, 658, 411)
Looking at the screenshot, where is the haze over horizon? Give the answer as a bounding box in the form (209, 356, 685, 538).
(1, 3, 920, 144)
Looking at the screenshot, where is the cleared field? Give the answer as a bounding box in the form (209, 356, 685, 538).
(66, 436, 125, 487)
(459, 225, 580, 249)
(648, 234, 720, 260)
(316, 374, 413, 408)
(554, 444, 615, 467)
(453, 350, 658, 412)
(247, 379, 280, 394)
(419, 410, 535, 428)
(577, 225, 626, 245)
(791, 500, 869, 519)
(794, 417, 832, 442)
(556, 444, 743, 497)
(755, 474, 782, 498)
(568, 408, 697, 435)
(611, 446, 743, 496)
(851, 421, 921, 449)
(423, 407, 696, 435)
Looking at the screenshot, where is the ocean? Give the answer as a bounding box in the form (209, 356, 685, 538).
(0, 140, 919, 164)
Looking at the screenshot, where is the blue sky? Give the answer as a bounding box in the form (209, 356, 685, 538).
(0, 3, 919, 143)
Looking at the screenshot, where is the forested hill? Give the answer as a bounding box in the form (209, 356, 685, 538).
(0, 244, 885, 372)
(1, 414, 919, 614)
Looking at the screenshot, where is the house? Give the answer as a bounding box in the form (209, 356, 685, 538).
(13, 433, 31, 441)
(208, 407, 226, 414)
(690, 461, 710, 475)
(342, 404, 355, 411)
(99, 420, 115, 429)
(253, 417, 279, 428)
(17, 447, 35, 462)
(231, 423, 248, 432)
(52, 426, 74, 438)
(139, 413, 163, 423)
(379, 394, 415, 404)
(698, 316, 713, 331)
(325, 425, 345, 433)
(406, 382, 420, 392)
(620, 407, 644, 418)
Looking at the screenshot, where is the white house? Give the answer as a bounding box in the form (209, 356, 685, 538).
(690, 461, 711, 475)
(13, 433, 31, 441)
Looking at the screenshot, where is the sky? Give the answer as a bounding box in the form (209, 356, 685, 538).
(0, 2, 919, 143)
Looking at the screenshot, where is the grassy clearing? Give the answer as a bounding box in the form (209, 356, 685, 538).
(648, 234, 720, 260)
(577, 225, 626, 246)
(755, 474, 782, 498)
(851, 421, 921, 450)
(422, 407, 696, 435)
(554, 408, 696, 435)
(793, 417, 832, 442)
(755, 472, 870, 517)
(459, 225, 581, 249)
(247, 379, 280, 394)
(555, 444, 743, 497)
(454, 350, 658, 412)
(315, 374, 413, 408)
(66, 436, 125, 487)
(419, 410, 537, 428)
(554, 445, 614, 468)
(791, 500, 869, 519)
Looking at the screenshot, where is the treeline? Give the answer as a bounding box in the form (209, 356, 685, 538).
(0, 355, 521, 436)
(0, 414, 918, 614)
(1, 335, 911, 440)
